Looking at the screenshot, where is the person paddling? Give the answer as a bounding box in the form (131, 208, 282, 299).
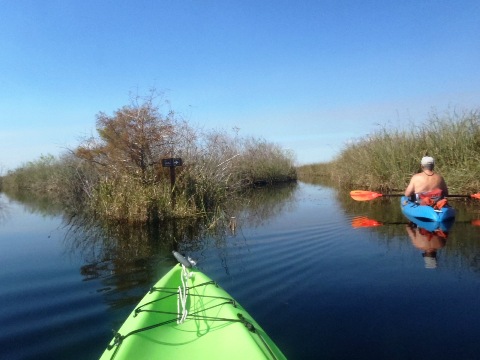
(404, 156, 449, 203)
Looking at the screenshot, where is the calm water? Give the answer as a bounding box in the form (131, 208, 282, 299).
(1, 182, 480, 360)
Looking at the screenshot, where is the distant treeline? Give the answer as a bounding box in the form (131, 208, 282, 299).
(298, 109, 480, 193)
(1, 92, 296, 222)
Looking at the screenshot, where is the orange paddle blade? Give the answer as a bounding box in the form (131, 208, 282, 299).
(471, 193, 480, 199)
(352, 216, 383, 228)
(350, 190, 383, 201)
(472, 219, 480, 226)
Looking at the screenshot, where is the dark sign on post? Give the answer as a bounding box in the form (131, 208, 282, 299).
(162, 158, 183, 209)
(162, 158, 183, 167)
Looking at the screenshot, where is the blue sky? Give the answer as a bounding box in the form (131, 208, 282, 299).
(1, 1, 479, 171)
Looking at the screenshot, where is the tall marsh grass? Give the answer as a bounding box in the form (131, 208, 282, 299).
(298, 109, 480, 193)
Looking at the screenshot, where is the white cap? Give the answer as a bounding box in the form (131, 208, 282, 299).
(421, 156, 434, 166)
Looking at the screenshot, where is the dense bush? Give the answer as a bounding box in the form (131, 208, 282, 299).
(1, 92, 297, 222)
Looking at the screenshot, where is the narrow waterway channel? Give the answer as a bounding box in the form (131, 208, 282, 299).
(1, 182, 480, 359)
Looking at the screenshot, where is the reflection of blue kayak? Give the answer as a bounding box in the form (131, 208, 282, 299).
(400, 196, 455, 222)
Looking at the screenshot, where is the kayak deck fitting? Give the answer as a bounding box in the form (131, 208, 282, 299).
(100, 252, 286, 360)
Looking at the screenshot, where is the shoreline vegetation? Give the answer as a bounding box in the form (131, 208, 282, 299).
(2, 101, 479, 224)
(0, 92, 296, 223)
(297, 109, 480, 194)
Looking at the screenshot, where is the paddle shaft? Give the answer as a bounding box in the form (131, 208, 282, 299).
(446, 194, 477, 198)
(350, 190, 480, 200)
(385, 194, 473, 198)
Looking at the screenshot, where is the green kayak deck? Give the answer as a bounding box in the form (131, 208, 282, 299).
(100, 256, 286, 359)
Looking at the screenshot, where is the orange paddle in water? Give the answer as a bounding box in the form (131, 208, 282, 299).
(351, 216, 383, 228)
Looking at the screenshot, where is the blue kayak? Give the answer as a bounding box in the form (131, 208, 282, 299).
(400, 196, 455, 222)
(402, 210, 455, 232)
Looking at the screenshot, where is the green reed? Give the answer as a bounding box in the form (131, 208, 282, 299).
(298, 109, 480, 193)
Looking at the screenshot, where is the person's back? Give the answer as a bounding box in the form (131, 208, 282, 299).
(407, 171, 447, 194)
(405, 156, 448, 198)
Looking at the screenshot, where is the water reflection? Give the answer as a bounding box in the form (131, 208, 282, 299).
(405, 219, 452, 269)
(60, 182, 298, 277)
(348, 194, 480, 274)
(1, 189, 65, 217)
(0, 194, 9, 224)
(57, 179, 480, 280)
(4, 181, 480, 359)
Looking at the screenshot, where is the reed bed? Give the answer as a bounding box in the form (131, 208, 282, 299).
(298, 109, 480, 193)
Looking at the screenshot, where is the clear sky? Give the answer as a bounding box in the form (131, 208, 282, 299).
(1, 0, 479, 171)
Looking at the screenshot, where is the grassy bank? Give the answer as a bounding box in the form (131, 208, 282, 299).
(298, 109, 480, 193)
(1, 93, 296, 223)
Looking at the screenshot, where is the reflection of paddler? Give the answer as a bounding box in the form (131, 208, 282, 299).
(405, 223, 447, 269)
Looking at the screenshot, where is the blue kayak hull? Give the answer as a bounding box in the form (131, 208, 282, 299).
(402, 211, 455, 232)
(400, 196, 456, 222)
